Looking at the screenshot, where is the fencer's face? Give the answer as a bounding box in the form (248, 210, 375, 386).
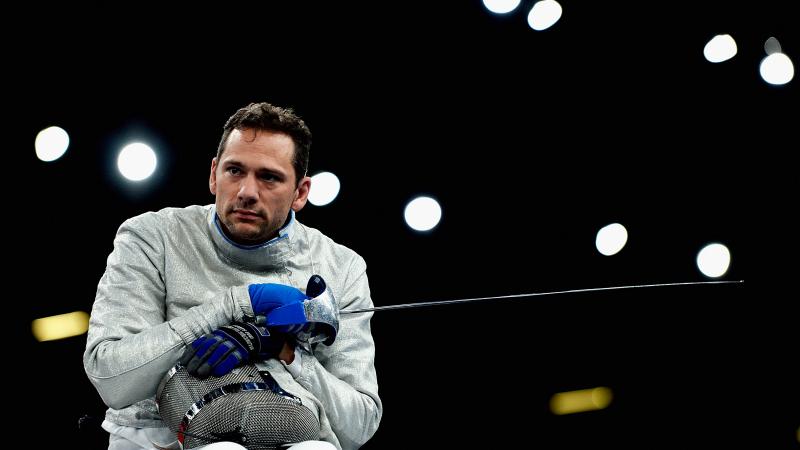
(209, 128, 310, 245)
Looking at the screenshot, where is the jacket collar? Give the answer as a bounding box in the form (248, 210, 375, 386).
(206, 205, 295, 269)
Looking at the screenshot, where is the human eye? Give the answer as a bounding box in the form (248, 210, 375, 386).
(226, 166, 242, 175)
(259, 173, 278, 182)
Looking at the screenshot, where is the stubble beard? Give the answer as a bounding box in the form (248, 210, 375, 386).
(221, 213, 272, 245)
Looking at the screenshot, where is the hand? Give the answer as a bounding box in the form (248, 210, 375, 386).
(248, 283, 309, 317)
(179, 322, 287, 378)
(266, 275, 338, 345)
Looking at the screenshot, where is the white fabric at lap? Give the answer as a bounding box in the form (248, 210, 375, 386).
(285, 441, 337, 450)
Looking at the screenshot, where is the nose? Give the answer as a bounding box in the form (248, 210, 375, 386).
(237, 174, 258, 205)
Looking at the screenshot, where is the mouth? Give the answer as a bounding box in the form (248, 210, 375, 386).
(231, 209, 262, 220)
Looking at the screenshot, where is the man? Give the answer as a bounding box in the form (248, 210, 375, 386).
(84, 102, 382, 450)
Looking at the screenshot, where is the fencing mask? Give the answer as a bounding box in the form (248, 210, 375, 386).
(156, 363, 320, 449)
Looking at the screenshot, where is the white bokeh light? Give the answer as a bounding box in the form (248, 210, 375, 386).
(35, 126, 70, 162)
(308, 171, 341, 206)
(404, 196, 442, 232)
(696, 243, 731, 278)
(483, 0, 521, 14)
(703, 34, 737, 63)
(595, 223, 628, 256)
(527, 0, 562, 31)
(117, 143, 157, 181)
(759, 53, 794, 85)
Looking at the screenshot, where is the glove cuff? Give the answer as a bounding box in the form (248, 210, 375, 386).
(217, 322, 266, 356)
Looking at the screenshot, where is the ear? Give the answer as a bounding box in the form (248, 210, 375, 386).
(291, 176, 312, 212)
(209, 158, 219, 195)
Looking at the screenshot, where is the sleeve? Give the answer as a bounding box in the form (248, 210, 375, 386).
(294, 255, 383, 450)
(83, 214, 252, 410)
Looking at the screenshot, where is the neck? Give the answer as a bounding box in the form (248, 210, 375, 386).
(216, 211, 295, 248)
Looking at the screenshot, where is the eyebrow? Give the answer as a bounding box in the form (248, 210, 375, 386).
(222, 159, 287, 179)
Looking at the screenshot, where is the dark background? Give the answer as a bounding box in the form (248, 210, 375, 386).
(11, 1, 796, 448)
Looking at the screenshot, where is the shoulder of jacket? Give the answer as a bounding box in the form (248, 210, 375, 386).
(121, 205, 205, 233)
(298, 222, 365, 268)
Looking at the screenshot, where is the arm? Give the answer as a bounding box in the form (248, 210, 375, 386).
(294, 256, 383, 449)
(83, 215, 252, 409)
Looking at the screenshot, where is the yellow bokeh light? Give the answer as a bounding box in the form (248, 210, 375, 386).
(550, 387, 613, 415)
(32, 311, 90, 342)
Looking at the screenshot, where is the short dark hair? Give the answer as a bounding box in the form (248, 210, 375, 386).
(217, 102, 312, 184)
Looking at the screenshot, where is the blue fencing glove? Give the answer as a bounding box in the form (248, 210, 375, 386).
(179, 322, 287, 378)
(248, 283, 309, 318)
(265, 275, 339, 346)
